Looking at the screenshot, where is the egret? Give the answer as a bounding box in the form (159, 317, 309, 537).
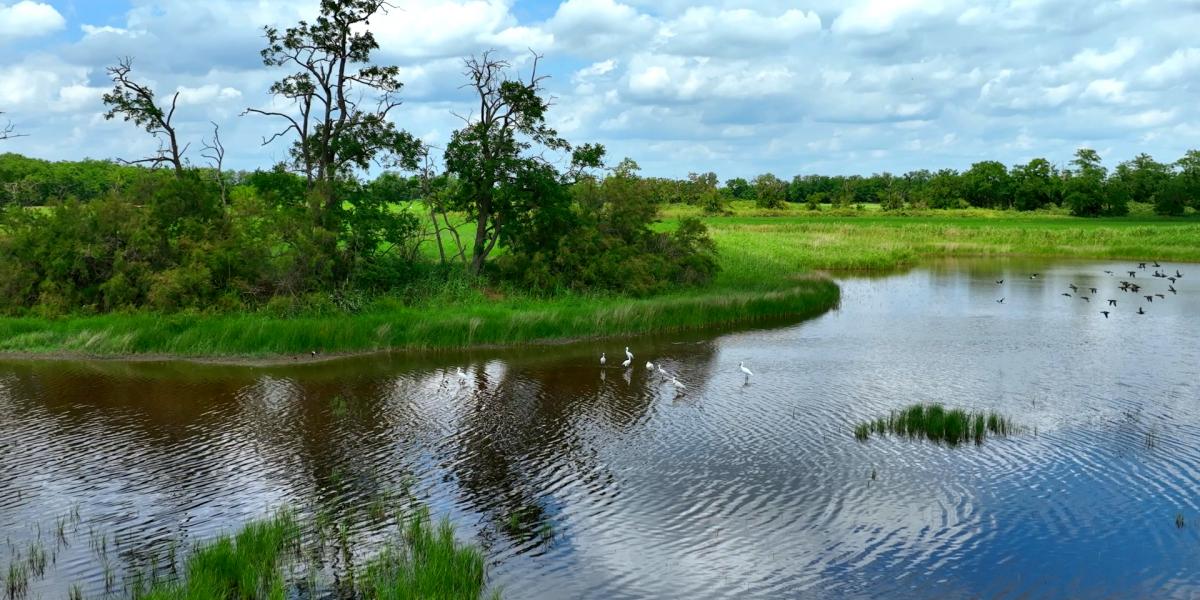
(646, 361, 654, 370)
(657, 364, 668, 378)
(600, 352, 606, 366)
(622, 357, 632, 368)
(740, 361, 754, 379)
(670, 377, 686, 390)
(457, 367, 469, 381)
(625, 346, 633, 362)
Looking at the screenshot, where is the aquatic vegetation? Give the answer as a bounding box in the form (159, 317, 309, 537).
(360, 508, 491, 600)
(854, 404, 1016, 445)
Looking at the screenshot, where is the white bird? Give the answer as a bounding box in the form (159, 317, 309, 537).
(456, 367, 469, 381)
(600, 352, 606, 366)
(622, 357, 632, 368)
(625, 346, 633, 361)
(670, 377, 686, 390)
(646, 361, 654, 370)
(740, 361, 754, 378)
(657, 365, 668, 378)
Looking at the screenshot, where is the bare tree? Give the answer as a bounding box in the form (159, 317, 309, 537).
(245, 0, 418, 223)
(0, 112, 25, 141)
(201, 122, 228, 205)
(102, 57, 187, 177)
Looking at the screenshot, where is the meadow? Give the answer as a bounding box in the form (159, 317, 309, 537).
(1, 203, 1198, 359)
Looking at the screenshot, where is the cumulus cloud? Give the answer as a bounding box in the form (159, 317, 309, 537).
(0, 0, 1198, 177)
(0, 1, 64, 39)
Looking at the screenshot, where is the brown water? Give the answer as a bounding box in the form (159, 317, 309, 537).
(2, 258, 1200, 598)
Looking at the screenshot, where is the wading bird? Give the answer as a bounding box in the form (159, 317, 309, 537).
(457, 367, 469, 381)
(646, 361, 654, 370)
(622, 357, 632, 368)
(600, 352, 606, 366)
(625, 346, 634, 362)
(740, 361, 754, 380)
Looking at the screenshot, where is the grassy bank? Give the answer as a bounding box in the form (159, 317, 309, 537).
(4, 205, 1200, 359)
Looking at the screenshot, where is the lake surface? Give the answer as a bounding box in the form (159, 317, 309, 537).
(2, 258, 1199, 599)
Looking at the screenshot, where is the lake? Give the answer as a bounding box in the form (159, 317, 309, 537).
(2, 258, 1198, 598)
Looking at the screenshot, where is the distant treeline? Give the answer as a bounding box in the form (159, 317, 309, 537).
(649, 149, 1200, 217)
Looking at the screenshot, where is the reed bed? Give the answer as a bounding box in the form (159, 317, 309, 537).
(854, 404, 1016, 445)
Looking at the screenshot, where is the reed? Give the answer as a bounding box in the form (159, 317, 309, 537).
(360, 507, 491, 600)
(854, 403, 1016, 445)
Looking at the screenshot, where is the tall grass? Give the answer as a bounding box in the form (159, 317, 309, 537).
(361, 507, 492, 600)
(854, 403, 1016, 445)
(139, 511, 299, 600)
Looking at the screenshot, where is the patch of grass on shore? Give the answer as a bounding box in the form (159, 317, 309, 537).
(854, 404, 1016, 445)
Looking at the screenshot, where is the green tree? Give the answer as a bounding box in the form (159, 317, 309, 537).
(1010, 158, 1058, 211)
(962, 161, 1012, 208)
(444, 51, 599, 275)
(752, 173, 788, 209)
(1066, 148, 1108, 216)
(724, 177, 751, 199)
(1114, 153, 1170, 205)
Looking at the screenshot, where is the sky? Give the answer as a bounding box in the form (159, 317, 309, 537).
(1, 0, 1199, 179)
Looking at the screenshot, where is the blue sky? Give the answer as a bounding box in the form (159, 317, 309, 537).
(2, 0, 1199, 179)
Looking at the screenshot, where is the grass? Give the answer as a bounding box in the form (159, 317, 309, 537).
(361, 507, 493, 600)
(2, 203, 1199, 358)
(854, 403, 1016, 445)
(128, 507, 492, 600)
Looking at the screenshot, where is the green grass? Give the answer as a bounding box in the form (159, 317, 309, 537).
(3, 204, 1199, 358)
(140, 511, 299, 600)
(854, 403, 1016, 445)
(361, 507, 493, 600)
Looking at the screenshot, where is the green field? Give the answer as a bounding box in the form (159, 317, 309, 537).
(2, 205, 1198, 359)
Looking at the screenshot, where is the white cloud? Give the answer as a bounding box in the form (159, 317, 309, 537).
(1081, 78, 1127, 104)
(1066, 37, 1141, 73)
(1144, 47, 1200, 85)
(832, 0, 955, 35)
(0, 1, 64, 39)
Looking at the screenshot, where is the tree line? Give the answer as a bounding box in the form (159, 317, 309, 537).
(670, 148, 1200, 217)
(0, 0, 716, 316)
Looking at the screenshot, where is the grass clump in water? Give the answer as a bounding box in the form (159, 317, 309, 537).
(140, 511, 299, 600)
(854, 403, 1016, 445)
(361, 507, 492, 600)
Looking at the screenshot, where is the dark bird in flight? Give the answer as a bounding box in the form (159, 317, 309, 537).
(1177, 270, 1184, 278)
(1090, 287, 1098, 294)
(1062, 293, 1072, 297)
(1101, 311, 1110, 318)
(996, 279, 1004, 285)
(1139, 263, 1147, 269)
(1030, 274, 1039, 279)
(1138, 307, 1146, 315)
(1128, 271, 1137, 277)
(1104, 270, 1114, 275)
(996, 297, 1005, 304)
(1069, 283, 1079, 292)
(1107, 299, 1117, 306)
(1169, 277, 1177, 283)
(1169, 285, 1177, 294)
(1156, 293, 1165, 299)
(1153, 261, 1161, 267)
(1081, 296, 1090, 302)
(1145, 295, 1154, 302)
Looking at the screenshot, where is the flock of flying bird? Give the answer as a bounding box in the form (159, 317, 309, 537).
(599, 346, 755, 390)
(994, 261, 1184, 318)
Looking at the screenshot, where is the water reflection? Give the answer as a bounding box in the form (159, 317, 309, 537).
(1, 258, 1199, 598)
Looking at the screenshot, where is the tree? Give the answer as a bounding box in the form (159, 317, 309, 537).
(1066, 148, 1109, 216)
(246, 0, 419, 215)
(102, 58, 187, 177)
(1154, 175, 1189, 216)
(443, 50, 584, 276)
(0, 112, 23, 141)
(962, 161, 1012, 208)
(1175, 150, 1200, 211)
(1011, 158, 1058, 211)
(1114, 153, 1169, 205)
(752, 173, 788, 209)
(724, 177, 751, 200)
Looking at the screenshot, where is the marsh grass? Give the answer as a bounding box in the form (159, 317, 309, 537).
(360, 507, 492, 600)
(855, 404, 1016, 445)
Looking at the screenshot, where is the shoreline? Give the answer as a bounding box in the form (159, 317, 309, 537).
(0, 278, 841, 366)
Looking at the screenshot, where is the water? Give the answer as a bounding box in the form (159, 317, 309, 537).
(2, 258, 1198, 598)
